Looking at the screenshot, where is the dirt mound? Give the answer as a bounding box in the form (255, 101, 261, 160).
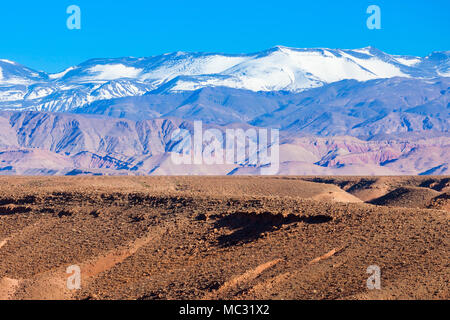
(419, 177, 450, 192)
(369, 187, 441, 209)
(346, 178, 395, 202)
(428, 192, 450, 212)
(174, 176, 362, 203)
(302, 177, 392, 202)
(302, 176, 450, 202)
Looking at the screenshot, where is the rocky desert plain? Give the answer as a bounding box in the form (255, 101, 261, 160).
(0, 175, 448, 300)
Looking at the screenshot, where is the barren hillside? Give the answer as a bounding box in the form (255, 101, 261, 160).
(0, 176, 448, 300)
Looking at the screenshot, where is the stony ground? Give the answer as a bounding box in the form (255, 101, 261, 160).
(0, 176, 448, 300)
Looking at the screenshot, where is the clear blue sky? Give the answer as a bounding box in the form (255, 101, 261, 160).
(1, 0, 449, 73)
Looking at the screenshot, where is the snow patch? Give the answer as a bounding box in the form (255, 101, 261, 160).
(438, 70, 450, 77)
(340, 51, 408, 79)
(49, 67, 76, 79)
(87, 64, 143, 81)
(395, 57, 421, 67)
(0, 59, 16, 65)
(141, 55, 250, 82)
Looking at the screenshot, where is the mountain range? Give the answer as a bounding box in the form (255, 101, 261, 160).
(0, 46, 448, 175)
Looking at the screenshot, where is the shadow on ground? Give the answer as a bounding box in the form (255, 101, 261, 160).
(214, 211, 333, 247)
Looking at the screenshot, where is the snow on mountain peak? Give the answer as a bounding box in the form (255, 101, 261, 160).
(85, 64, 143, 81)
(49, 67, 77, 79)
(0, 46, 449, 112)
(0, 59, 17, 65)
(164, 46, 411, 92)
(139, 53, 250, 83)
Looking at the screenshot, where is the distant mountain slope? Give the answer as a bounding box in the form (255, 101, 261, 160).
(73, 77, 449, 139)
(252, 77, 450, 136)
(0, 47, 449, 113)
(75, 87, 294, 124)
(0, 111, 448, 176)
(0, 59, 48, 85)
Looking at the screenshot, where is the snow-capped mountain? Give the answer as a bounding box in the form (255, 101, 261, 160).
(156, 46, 438, 92)
(0, 59, 48, 85)
(0, 46, 449, 176)
(0, 47, 449, 112)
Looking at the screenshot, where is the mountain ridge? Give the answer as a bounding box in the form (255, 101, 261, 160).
(0, 110, 448, 176)
(1, 47, 449, 113)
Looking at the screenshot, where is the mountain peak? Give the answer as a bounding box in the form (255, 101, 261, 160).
(0, 59, 18, 65)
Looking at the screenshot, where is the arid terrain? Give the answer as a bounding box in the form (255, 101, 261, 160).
(0, 176, 448, 300)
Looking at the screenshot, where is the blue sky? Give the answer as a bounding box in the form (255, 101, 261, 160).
(1, 0, 449, 73)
